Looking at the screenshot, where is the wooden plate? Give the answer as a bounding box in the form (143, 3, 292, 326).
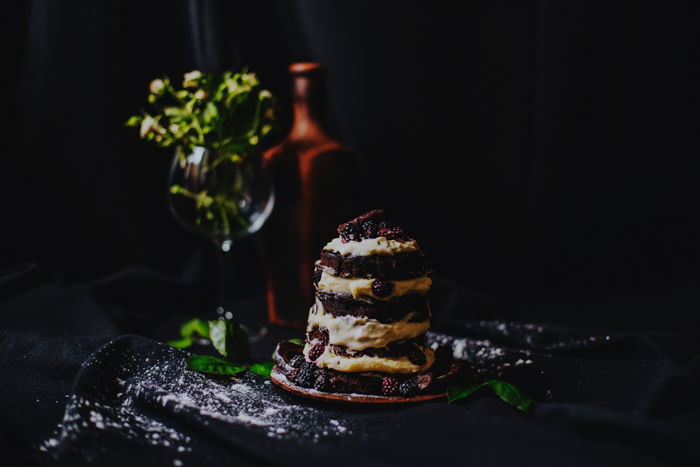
(270, 366, 446, 404)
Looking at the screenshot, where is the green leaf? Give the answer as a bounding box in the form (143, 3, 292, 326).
(186, 354, 246, 376)
(180, 318, 210, 339)
(166, 318, 211, 349)
(248, 362, 274, 377)
(447, 379, 533, 413)
(487, 379, 533, 413)
(447, 382, 488, 403)
(125, 115, 142, 127)
(208, 319, 251, 363)
(167, 337, 193, 349)
(287, 338, 304, 345)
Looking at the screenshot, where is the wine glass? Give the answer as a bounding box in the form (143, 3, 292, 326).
(168, 145, 274, 334)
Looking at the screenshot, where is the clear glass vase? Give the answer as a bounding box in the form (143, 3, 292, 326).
(168, 145, 274, 318)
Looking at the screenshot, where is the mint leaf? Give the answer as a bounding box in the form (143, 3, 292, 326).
(248, 362, 274, 377)
(487, 379, 533, 412)
(186, 354, 246, 376)
(447, 382, 488, 403)
(208, 319, 251, 363)
(447, 379, 533, 413)
(167, 318, 210, 349)
(181, 318, 210, 339)
(167, 337, 193, 349)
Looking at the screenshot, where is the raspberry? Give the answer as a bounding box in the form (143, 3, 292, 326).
(289, 354, 305, 368)
(381, 377, 401, 396)
(314, 372, 333, 392)
(307, 344, 325, 361)
(377, 227, 408, 241)
(372, 280, 393, 298)
(408, 348, 426, 366)
(398, 379, 418, 397)
(294, 363, 316, 388)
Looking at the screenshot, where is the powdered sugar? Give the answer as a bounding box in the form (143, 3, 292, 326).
(40, 340, 354, 463)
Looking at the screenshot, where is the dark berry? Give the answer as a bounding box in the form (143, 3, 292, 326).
(381, 377, 401, 396)
(361, 220, 378, 239)
(338, 223, 360, 242)
(408, 348, 426, 366)
(378, 221, 391, 230)
(398, 379, 418, 397)
(294, 363, 316, 388)
(312, 268, 322, 285)
(314, 372, 333, 392)
(307, 344, 325, 361)
(289, 354, 305, 368)
(377, 227, 408, 241)
(372, 280, 393, 298)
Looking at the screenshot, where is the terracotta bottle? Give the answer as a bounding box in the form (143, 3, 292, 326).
(263, 63, 360, 327)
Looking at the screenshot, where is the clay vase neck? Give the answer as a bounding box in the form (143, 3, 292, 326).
(286, 63, 336, 149)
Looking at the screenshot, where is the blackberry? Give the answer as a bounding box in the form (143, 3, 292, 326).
(314, 372, 333, 392)
(398, 379, 418, 397)
(361, 220, 378, 239)
(338, 223, 360, 242)
(307, 326, 329, 346)
(377, 227, 408, 241)
(294, 363, 316, 388)
(289, 354, 305, 368)
(408, 348, 426, 366)
(381, 377, 401, 396)
(312, 268, 322, 285)
(372, 280, 393, 298)
(307, 344, 325, 361)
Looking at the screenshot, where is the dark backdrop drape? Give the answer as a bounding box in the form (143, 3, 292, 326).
(4, 0, 700, 311)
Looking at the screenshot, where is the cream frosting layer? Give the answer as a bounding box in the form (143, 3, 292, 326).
(304, 344, 435, 374)
(316, 270, 431, 301)
(306, 299, 430, 351)
(323, 236, 419, 256)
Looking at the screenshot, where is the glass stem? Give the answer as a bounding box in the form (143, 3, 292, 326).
(217, 240, 233, 317)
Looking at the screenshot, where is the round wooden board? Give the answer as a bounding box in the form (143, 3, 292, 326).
(270, 366, 446, 404)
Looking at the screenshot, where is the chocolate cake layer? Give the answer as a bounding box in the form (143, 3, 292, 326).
(317, 250, 431, 280)
(315, 291, 430, 323)
(274, 341, 460, 396)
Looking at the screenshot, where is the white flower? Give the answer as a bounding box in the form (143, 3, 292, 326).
(149, 79, 165, 95)
(183, 70, 202, 88)
(139, 115, 166, 138)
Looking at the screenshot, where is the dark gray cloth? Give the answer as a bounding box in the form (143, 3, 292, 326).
(1, 266, 699, 466)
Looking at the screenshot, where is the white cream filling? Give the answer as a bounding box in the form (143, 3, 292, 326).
(316, 271, 431, 301)
(304, 344, 435, 374)
(323, 236, 419, 256)
(306, 299, 430, 351)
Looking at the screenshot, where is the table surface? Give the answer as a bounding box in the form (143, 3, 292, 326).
(1, 264, 699, 466)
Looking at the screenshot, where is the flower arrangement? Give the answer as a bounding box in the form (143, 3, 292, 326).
(126, 70, 275, 153)
(126, 70, 277, 240)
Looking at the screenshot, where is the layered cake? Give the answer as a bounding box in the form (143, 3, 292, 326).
(273, 210, 457, 398)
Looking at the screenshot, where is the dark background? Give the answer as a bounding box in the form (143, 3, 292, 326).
(3, 0, 700, 318)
